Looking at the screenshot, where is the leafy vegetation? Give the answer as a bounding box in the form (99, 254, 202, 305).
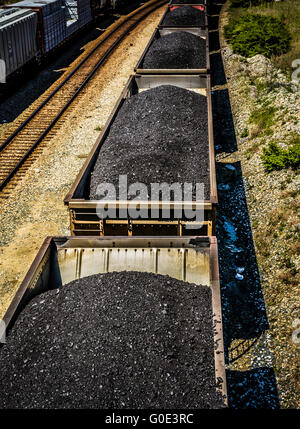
(224, 13, 291, 58)
(261, 136, 300, 172)
(241, 128, 249, 138)
(249, 104, 276, 136)
(226, 0, 300, 73)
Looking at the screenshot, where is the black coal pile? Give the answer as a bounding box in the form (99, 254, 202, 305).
(89, 85, 210, 201)
(162, 6, 206, 27)
(143, 31, 206, 69)
(0, 272, 225, 409)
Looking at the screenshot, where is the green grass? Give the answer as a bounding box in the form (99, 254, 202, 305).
(231, 0, 273, 7)
(246, 140, 261, 158)
(249, 104, 277, 135)
(241, 128, 249, 138)
(227, 0, 300, 73)
(262, 135, 300, 172)
(255, 76, 294, 93)
(224, 13, 291, 58)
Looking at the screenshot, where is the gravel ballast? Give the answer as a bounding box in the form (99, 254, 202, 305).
(0, 271, 225, 409)
(143, 31, 206, 69)
(162, 6, 206, 27)
(89, 85, 210, 201)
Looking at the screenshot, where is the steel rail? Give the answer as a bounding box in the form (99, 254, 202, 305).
(0, 0, 167, 193)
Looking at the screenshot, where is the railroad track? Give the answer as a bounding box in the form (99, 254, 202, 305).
(0, 0, 167, 199)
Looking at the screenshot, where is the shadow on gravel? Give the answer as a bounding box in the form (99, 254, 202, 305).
(216, 161, 269, 348)
(209, 0, 279, 408)
(212, 89, 237, 154)
(210, 53, 227, 86)
(208, 3, 227, 87)
(209, 30, 220, 52)
(226, 368, 280, 409)
(208, 15, 220, 31)
(0, 2, 143, 123)
(207, 0, 225, 17)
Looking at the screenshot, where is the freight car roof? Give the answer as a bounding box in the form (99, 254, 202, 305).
(5, 2, 50, 7)
(0, 7, 37, 28)
(4, 0, 64, 13)
(6, 0, 62, 6)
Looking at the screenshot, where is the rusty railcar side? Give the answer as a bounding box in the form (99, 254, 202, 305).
(64, 74, 217, 237)
(135, 27, 210, 74)
(2, 235, 227, 405)
(160, 3, 208, 29)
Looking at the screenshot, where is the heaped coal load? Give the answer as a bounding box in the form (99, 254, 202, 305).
(0, 272, 225, 409)
(89, 85, 210, 201)
(162, 6, 206, 27)
(143, 31, 206, 69)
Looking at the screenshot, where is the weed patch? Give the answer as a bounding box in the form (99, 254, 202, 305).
(226, 0, 300, 73)
(249, 105, 276, 136)
(241, 128, 249, 138)
(262, 136, 300, 172)
(230, 0, 272, 7)
(224, 13, 291, 58)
